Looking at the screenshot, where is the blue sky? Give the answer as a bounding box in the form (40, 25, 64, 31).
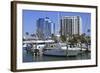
(23, 10, 91, 36)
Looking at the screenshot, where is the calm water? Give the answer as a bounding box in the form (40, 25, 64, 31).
(23, 48, 91, 62)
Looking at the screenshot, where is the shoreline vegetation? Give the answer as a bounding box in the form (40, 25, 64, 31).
(23, 32, 91, 57)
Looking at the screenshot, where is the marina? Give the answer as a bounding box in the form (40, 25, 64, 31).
(22, 12, 91, 62)
(23, 47, 91, 62)
(23, 40, 91, 62)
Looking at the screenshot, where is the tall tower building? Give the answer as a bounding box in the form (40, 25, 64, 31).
(37, 17, 55, 39)
(60, 16, 81, 36)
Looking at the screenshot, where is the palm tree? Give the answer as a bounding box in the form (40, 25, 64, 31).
(68, 36, 75, 48)
(51, 34, 58, 43)
(25, 32, 29, 40)
(25, 32, 29, 35)
(87, 29, 90, 34)
(51, 34, 54, 39)
(68, 34, 80, 48)
(65, 34, 69, 56)
(85, 36, 91, 51)
(79, 33, 88, 51)
(60, 35, 66, 42)
(86, 29, 91, 51)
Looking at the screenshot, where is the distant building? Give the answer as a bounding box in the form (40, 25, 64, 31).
(60, 16, 82, 36)
(36, 17, 55, 39)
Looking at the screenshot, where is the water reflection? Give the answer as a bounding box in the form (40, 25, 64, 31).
(23, 49, 91, 62)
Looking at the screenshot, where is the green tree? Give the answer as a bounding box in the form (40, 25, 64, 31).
(51, 34, 57, 43)
(68, 34, 80, 48)
(60, 35, 66, 42)
(79, 33, 88, 51)
(25, 32, 29, 40)
(85, 36, 91, 51)
(26, 32, 29, 35)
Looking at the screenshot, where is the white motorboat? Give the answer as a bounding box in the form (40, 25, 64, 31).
(43, 43, 86, 56)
